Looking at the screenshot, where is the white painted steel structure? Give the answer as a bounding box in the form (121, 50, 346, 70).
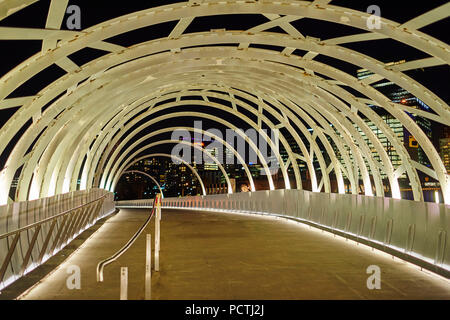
(0, 1, 449, 204)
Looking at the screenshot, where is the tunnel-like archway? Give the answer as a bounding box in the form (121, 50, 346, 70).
(0, 1, 448, 204)
(120, 170, 165, 199)
(118, 153, 208, 196)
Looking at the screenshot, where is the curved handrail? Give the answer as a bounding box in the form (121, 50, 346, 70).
(96, 197, 157, 282)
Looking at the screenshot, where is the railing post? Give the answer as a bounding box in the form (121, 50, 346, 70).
(48, 215, 70, 255)
(19, 225, 42, 276)
(120, 267, 128, 300)
(155, 195, 161, 272)
(145, 234, 151, 300)
(0, 233, 20, 283)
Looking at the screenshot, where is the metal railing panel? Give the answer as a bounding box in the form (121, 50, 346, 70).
(145, 189, 449, 278)
(0, 188, 115, 290)
(9, 202, 23, 282)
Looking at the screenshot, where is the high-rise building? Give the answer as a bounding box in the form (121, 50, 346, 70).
(116, 157, 200, 199)
(225, 147, 234, 165)
(313, 60, 440, 191)
(352, 114, 405, 179)
(439, 138, 450, 172)
(356, 60, 433, 171)
(279, 134, 303, 173)
(204, 147, 219, 171)
(440, 127, 450, 172)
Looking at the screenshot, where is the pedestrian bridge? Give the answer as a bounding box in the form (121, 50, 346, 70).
(11, 207, 450, 299)
(0, 1, 449, 300)
(0, 189, 449, 299)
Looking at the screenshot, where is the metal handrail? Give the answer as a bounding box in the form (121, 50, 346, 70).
(96, 197, 157, 282)
(0, 191, 113, 288)
(0, 194, 108, 240)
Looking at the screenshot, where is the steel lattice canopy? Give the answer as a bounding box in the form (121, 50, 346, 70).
(0, 0, 448, 204)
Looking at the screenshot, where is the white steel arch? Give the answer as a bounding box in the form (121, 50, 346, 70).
(2, 52, 432, 201)
(0, 1, 448, 204)
(37, 54, 398, 199)
(99, 126, 257, 193)
(0, 62, 436, 200)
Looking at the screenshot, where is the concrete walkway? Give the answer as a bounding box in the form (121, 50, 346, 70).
(19, 208, 450, 300)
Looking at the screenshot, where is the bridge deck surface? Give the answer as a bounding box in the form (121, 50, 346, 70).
(19, 208, 450, 300)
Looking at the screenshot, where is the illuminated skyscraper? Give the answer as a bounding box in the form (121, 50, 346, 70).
(440, 127, 450, 172)
(356, 60, 433, 172)
(204, 147, 219, 171)
(439, 138, 450, 172)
